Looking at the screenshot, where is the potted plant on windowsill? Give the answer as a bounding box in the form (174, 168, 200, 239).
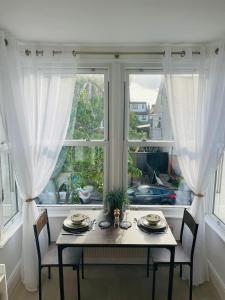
(105, 189, 129, 221)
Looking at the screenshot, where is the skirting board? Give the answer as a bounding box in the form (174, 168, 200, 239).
(7, 260, 21, 298)
(208, 260, 225, 300)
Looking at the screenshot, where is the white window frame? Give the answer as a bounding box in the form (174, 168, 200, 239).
(0, 143, 21, 245)
(213, 152, 225, 225)
(36, 63, 191, 217)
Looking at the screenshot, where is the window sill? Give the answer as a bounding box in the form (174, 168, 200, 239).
(37, 204, 188, 219)
(0, 212, 22, 248)
(205, 214, 225, 244)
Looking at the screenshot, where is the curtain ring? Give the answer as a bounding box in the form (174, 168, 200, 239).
(25, 198, 34, 203)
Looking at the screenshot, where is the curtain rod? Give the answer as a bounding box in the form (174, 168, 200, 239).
(3, 38, 219, 57)
(23, 49, 210, 58)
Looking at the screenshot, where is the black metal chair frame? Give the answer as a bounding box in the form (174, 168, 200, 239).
(151, 208, 198, 300)
(33, 209, 84, 300)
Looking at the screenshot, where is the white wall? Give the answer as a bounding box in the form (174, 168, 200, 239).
(206, 219, 225, 299)
(0, 226, 22, 280)
(0, 225, 22, 297)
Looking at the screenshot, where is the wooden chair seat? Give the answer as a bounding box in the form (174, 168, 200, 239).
(42, 242, 82, 267)
(151, 242, 190, 264)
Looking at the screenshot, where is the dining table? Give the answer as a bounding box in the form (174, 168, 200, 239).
(56, 210, 177, 300)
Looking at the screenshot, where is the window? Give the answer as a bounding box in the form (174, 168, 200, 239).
(37, 70, 108, 205)
(128, 73, 172, 140)
(214, 152, 225, 223)
(124, 71, 192, 206)
(0, 145, 18, 227)
(131, 104, 138, 110)
(0, 115, 18, 228)
(36, 66, 193, 208)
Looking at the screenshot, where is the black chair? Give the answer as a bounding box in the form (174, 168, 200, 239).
(151, 208, 198, 300)
(33, 209, 84, 300)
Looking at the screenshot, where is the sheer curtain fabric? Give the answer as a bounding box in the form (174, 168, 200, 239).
(0, 31, 75, 290)
(163, 45, 225, 285)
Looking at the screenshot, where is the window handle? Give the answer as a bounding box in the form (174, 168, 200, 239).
(2, 189, 4, 202)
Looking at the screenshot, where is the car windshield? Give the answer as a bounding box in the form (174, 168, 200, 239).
(136, 186, 151, 194)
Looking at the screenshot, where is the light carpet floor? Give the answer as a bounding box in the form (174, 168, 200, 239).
(10, 265, 220, 300)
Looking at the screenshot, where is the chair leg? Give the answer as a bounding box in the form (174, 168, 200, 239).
(81, 250, 84, 279)
(77, 266, 81, 300)
(147, 247, 150, 278)
(180, 264, 183, 278)
(152, 264, 157, 300)
(48, 266, 51, 279)
(189, 264, 193, 300)
(38, 267, 42, 300)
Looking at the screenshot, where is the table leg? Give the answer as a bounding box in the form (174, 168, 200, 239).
(147, 247, 150, 277)
(58, 245, 64, 300)
(168, 246, 175, 300)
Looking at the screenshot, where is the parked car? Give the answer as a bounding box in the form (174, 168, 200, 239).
(127, 185, 176, 205)
(77, 186, 102, 204)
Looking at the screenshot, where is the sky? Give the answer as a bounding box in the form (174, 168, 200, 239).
(129, 74, 162, 107)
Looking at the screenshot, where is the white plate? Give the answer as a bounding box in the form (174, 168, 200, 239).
(140, 217, 167, 230)
(71, 213, 88, 224)
(64, 217, 91, 230)
(144, 214, 161, 225)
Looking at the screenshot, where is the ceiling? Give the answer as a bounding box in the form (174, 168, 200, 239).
(0, 0, 225, 45)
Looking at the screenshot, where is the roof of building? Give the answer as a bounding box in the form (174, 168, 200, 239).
(130, 101, 148, 105)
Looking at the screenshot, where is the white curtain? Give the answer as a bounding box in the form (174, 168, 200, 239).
(0, 31, 76, 290)
(163, 45, 225, 285)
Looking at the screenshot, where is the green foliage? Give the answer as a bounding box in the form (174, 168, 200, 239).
(53, 75, 143, 202)
(63, 146, 104, 195)
(71, 190, 81, 204)
(69, 76, 104, 140)
(130, 111, 139, 130)
(128, 154, 142, 178)
(106, 189, 129, 215)
(129, 112, 147, 139)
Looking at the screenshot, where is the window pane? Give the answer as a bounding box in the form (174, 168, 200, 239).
(66, 74, 105, 140)
(129, 74, 172, 140)
(127, 146, 192, 205)
(38, 146, 104, 205)
(214, 153, 225, 223)
(0, 152, 18, 225)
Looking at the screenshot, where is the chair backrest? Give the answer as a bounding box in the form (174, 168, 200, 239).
(180, 208, 199, 262)
(33, 209, 51, 265)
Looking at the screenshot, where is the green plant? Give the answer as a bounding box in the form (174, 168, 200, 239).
(71, 190, 81, 204)
(106, 189, 129, 217)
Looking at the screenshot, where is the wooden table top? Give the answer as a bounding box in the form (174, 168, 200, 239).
(56, 210, 177, 247)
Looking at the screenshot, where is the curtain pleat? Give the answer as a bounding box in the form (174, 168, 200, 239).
(163, 44, 225, 285)
(0, 31, 76, 290)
